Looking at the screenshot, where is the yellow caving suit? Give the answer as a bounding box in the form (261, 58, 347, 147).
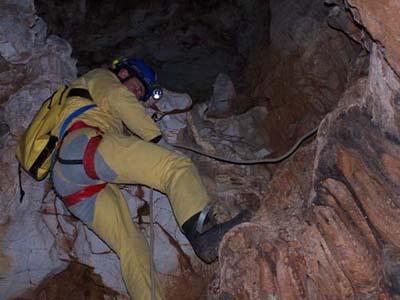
(51, 69, 210, 300)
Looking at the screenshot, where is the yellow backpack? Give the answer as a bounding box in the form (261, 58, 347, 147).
(16, 86, 95, 181)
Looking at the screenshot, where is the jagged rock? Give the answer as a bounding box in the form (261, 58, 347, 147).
(346, 0, 400, 76)
(0, 10, 213, 294)
(206, 73, 236, 118)
(4, 0, 400, 299)
(216, 37, 400, 300)
(0, 1, 80, 298)
(13, 262, 120, 300)
(326, 2, 364, 45)
(35, 0, 270, 100)
(250, 0, 366, 155)
(181, 101, 270, 222)
(0, 3, 39, 64)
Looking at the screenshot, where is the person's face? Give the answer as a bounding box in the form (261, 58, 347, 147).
(118, 69, 145, 99)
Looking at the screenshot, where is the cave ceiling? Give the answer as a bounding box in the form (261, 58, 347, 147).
(35, 0, 270, 101)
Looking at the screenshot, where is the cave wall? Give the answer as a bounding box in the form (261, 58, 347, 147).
(0, 1, 81, 298)
(346, 0, 400, 76)
(34, 0, 270, 101)
(246, 0, 367, 155)
(0, 2, 218, 299)
(3, 0, 400, 299)
(215, 0, 400, 299)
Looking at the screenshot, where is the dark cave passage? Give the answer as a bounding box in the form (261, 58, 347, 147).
(35, 0, 367, 154)
(35, 0, 270, 102)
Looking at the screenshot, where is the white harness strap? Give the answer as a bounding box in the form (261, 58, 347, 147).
(196, 204, 212, 234)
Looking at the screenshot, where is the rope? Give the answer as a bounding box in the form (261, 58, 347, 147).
(172, 127, 318, 165)
(149, 188, 156, 300)
(151, 100, 317, 164)
(150, 103, 193, 121)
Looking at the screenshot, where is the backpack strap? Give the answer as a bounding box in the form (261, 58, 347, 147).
(29, 135, 59, 176)
(56, 121, 102, 166)
(18, 163, 25, 203)
(67, 88, 93, 101)
(59, 104, 97, 139)
(55, 89, 108, 206)
(83, 135, 103, 180)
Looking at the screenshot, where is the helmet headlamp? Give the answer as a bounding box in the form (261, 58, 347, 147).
(112, 57, 162, 102)
(151, 85, 163, 100)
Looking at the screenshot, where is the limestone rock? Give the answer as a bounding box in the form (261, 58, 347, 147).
(0, 3, 38, 64)
(35, 0, 270, 101)
(250, 0, 366, 155)
(215, 36, 400, 300)
(206, 73, 236, 119)
(4, 0, 400, 299)
(346, 0, 400, 76)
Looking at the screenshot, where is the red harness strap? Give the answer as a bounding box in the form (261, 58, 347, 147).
(63, 183, 107, 207)
(63, 120, 104, 180)
(67, 120, 101, 134)
(60, 120, 106, 206)
(83, 135, 102, 180)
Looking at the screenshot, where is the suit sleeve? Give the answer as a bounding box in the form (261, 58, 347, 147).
(85, 69, 162, 141)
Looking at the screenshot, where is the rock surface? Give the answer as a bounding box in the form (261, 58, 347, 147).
(248, 0, 367, 156)
(213, 1, 400, 299)
(3, 0, 400, 299)
(0, 1, 213, 299)
(346, 0, 400, 76)
(0, 2, 79, 298)
(215, 46, 400, 299)
(34, 0, 270, 101)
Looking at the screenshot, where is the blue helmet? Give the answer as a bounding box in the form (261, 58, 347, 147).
(112, 57, 163, 101)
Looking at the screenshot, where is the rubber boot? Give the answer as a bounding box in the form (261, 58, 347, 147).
(182, 207, 251, 263)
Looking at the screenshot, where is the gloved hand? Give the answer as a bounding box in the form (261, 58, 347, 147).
(150, 135, 173, 150)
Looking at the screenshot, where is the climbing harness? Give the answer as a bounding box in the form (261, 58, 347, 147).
(54, 88, 106, 207)
(63, 182, 107, 207)
(57, 120, 106, 207)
